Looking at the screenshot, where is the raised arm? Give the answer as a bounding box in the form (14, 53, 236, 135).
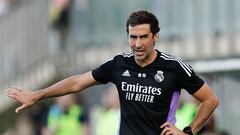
(5, 71, 98, 113)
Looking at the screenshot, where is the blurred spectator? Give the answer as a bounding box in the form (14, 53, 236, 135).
(0, 0, 15, 16)
(0, 0, 8, 15)
(44, 94, 89, 135)
(93, 85, 120, 135)
(28, 102, 49, 135)
(175, 96, 198, 131)
(49, 0, 71, 50)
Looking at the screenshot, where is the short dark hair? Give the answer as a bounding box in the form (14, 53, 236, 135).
(126, 10, 160, 35)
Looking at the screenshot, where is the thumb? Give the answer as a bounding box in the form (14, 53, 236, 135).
(15, 104, 27, 113)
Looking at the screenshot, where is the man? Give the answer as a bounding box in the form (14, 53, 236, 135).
(5, 10, 219, 135)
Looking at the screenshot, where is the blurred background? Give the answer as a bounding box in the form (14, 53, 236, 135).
(0, 0, 240, 135)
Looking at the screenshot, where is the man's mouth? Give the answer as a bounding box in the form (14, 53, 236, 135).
(135, 50, 145, 56)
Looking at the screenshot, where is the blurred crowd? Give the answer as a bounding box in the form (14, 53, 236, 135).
(0, 0, 16, 16)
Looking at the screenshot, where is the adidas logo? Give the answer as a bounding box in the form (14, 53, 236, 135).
(122, 70, 131, 77)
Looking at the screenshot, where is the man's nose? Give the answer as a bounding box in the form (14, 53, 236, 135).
(135, 38, 142, 48)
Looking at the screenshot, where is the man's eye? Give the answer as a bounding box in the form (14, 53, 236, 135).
(141, 36, 148, 39)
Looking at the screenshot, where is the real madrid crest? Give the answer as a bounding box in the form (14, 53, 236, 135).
(154, 70, 164, 83)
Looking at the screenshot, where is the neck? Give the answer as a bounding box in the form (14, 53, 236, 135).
(135, 50, 157, 67)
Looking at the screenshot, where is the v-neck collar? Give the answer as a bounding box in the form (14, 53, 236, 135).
(131, 50, 160, 70)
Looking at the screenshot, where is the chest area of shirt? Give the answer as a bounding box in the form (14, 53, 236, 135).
(115, 68, 177, 88)
(114, 68, 178, 104)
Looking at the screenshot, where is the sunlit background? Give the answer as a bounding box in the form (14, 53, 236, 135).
(1, 0, 240, 135)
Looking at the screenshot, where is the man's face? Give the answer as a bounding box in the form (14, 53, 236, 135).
(128, 24, 158, 62)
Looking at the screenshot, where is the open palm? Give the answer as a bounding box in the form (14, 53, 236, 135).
(5, 86, 37, 113)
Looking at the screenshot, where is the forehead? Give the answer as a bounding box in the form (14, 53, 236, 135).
(128, 24, 151, 35)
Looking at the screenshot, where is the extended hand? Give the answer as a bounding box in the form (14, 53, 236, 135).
(5, 86, 37, 113)
(160, 122, 186, 135)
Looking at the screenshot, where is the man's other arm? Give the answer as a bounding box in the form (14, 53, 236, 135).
(5, 71, 98, 113)
(190, 83, 219, 134)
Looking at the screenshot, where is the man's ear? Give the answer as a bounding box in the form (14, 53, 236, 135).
(154, 34, 159, 42)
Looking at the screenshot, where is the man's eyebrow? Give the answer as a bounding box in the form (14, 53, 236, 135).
(139, 34, 148, 38)
(129, 35, 137, 38)
(129, 34, 148, 38)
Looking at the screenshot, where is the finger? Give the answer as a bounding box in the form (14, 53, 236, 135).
(5, 87, 17, 94)
(11, 86, 23, 92)
(5, 92, 15, 99)
(160, 128, 166, 135)
(5, 88, 13, 93)
(5, 89, 18, 98)
(165, 131, 174, 135)
(7, 86, 24, 95)
(8, 86, 22, 94)
(5, 89, 20, 100)
(160, 121, 171, 128)
(7, 86, 18, 91)
(15, 104, 28, 113)
(161, 126, 170, 135)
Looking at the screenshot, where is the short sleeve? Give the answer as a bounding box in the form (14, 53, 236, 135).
(92, 58, 115, 84)
(176, 62, 204, 95)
